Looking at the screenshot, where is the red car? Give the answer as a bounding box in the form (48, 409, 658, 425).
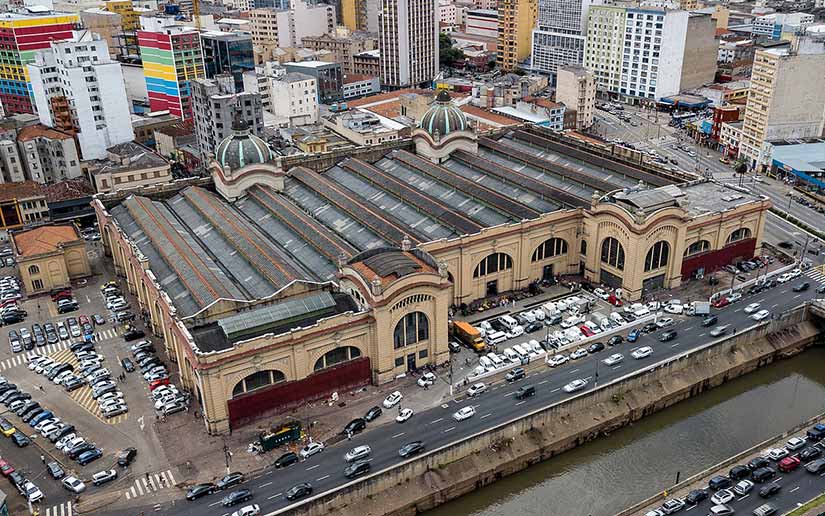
(0, 299, 17, 308)
(607, 295, 623, 307)
(78, 315, 91, 326)
(579, 324, 595, 337)
(778, 456, 800, 472)
(149, 378, 170, 391)
(712, 297, 730, 308)
(50, 290, 73, 302)
(0, 458, 14, 477)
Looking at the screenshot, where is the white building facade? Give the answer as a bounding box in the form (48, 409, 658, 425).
(379, 0, 439, 88)
(268, 72, 319, 126)
(27, 31, 134, 161)
(531, 0, 591, 76)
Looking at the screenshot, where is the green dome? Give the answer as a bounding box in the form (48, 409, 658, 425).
(215, 115, 272, 171)
(419, 90, 468, 138)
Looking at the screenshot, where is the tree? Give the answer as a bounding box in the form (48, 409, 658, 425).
(439, 33, 464, 68)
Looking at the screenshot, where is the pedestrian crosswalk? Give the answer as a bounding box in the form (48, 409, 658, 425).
(806, 267, 825, 285)
(0, 327, 120, 372)
(43, 501, 73, 516)
(124, 469, 177, 500)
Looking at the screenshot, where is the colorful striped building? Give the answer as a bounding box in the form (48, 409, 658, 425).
(0, 11, 80, 114)
(137, 19, 205, 120)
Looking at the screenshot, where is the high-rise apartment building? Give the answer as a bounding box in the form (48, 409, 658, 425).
(137, 17, 205, 119)
(0, 10, 80, 114)
(583, 7, 717, 101)
(105, 0, 139, 30)
(201, 31, 255, 92)
(191, 75, 264, 160)
(531, 0, 590, 76)
(28, 31, 134, 161)
(556, 64, 595, 130)
(498, 0, 537, 71)
(250, 1, 336, 48)
(739, 36, 825, 168)
(378, 0, 438, 88)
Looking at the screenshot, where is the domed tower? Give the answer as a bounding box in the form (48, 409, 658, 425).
(412, 90, 477, 163)
(210, 112, 284, 201)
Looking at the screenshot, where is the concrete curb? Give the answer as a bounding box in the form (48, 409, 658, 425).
(614, 409, 825, 516)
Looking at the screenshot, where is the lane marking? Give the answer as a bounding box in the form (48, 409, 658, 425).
(570, 368, 580, 374)
(267, 493, 282, 500)
(306, 465, 320, 471)
(551, 388, 560, 393)
(259, 481, 272, 488)
(316, 475, 330, 481)
(391, 432, 405, 438)
(538, 380, 548, 385)
(208, 501, 222, 507)
(480, 413, 491, 419)
(516, 400, 526, 406)
(790, 486, 800, 493)
(698, 333, 706, 337)
(444, 426, 456, 433)
(671, 343, 680, 348)
(430, 418, 443, 424)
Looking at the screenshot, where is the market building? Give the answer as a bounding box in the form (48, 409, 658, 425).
(94, 92, 770, 434)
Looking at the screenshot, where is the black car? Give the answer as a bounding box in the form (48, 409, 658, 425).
(186, 483, 215, 501)
(51, 425, 75, 443)
(22, 407, 44, 423)
(121, 358, 135, 373)
(448, 341, 461, 353)
(9, 471, 25, 490)
(800, 446, 822, 462)
(344, 459, 371, 479)
(817, 285, 825, 294)
(117, 447, 137, 467)
(217, 472, 244, 490)
(793, 282, 810, 292)
(587, 342, 605, 354)
(274, 452, 299, 468)
(524, 322, 543, 333)
(708, 475, 731, 490)
(805, 459, 825, 474)
(398, 441, 425, 458)
(67, 442, 95, 460)
(221, 488, 252, 507)
(684, 488, 708, 505)
(752, 466, 776, 483)
(123, 328, 145, 341)
(701, 315, 718, 327)
(759, 484, 781, 498)
(622, 313, 637, 322)
(364, 407, 382, 422)
(729, 465, 750, 480)
(608, 335, 623, 346)
(285, 482, 313, 501)
(11, 432, 30, 447)
(642, 322, 658, 333)
(47, 462, 65, 479)
(70, 341, 94, 353)
(343, 418, 367, 435)
(658, 330, 677, 342)
(748, 456, 771, 471)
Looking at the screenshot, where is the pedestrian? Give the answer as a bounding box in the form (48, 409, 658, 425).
(145, 472, 150, 482)
(424, 383, 429, 391)
(38, 385, 43, 391)
(347, 430, 352, 441)
(40, 455, 45, 464)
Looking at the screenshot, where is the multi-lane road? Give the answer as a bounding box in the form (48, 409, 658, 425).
(110, 268, 825, 516)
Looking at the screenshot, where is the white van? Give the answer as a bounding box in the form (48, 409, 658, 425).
(520, 311, 536, 323)
(486, 353, 504, 368)
(486, 331, 508, 346)
(634, 304, 651, 316)
(527, 340, 546, 356)
(499, 315, 518, 330)
(584, 321, 602, 334)
(564, 327, 583, 341)
(610, 312, 625, 325)
(512, 344, 529, 359)
(542, 302, 558, 316)
(502, 348, 519, 362)
(560, 315, 584, 328)
(531, 309, 545, 321)
(506, 325, 524, 339)
(478, 356, 495, 371)
(556, 299, 570, 311)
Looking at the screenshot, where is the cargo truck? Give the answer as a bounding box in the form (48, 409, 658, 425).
(686, 301, 710, 316)
(453, 321, 487, 352)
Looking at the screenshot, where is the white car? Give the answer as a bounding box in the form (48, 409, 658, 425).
(546, 354, 568, 367)
(744, 302, 761, 314)
(710, 488, 734, 505)
(767, 447, 788, 461)
(62, 476, 86, 493)
(23, 481, 44, 503)
(790, 268, 802, 278)
(655, 317, 674, 328)
(602, 353, 624, 366)
(777, 273, 793, 283)
(299, 441, 325, 458)
(733, 479, 754, 496)
(27, 356, 45, 370)
(563, 378, 588, 393)
(663, 303, 683, 314)
(751, 309, 770, 321)
(505, 325, 524, 339)
(467, 382, 487, 397)
(593, 288, 610, 300)
(569, 348, 588, 360)
(631, 346, 654, 359)
(726, 292, 742, 303)
(787, 437, 806, 451)
(56, 434, 77, 451)
(395, 408, 414, 423)
(345, 445, 371, 462)
(382, 391, 403, 409)
(231, 505, 261, 516)
(417, 372, 437, 387)
(453, 406, 476, 421)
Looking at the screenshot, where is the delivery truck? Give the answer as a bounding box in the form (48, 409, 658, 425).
(453, 321, 487, 352)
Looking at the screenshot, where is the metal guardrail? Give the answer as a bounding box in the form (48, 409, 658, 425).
(708, 262, 798, 303)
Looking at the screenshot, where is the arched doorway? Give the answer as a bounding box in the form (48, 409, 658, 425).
(231, 370, 286, 398)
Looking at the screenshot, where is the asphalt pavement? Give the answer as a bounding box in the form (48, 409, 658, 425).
(106, 268, 825, 516)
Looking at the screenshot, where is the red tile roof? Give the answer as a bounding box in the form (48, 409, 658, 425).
(12, 224, 80, 258)
(44, 178, 95, 203)
(0, 181, 45, 203)
(16, 124, 74, 142)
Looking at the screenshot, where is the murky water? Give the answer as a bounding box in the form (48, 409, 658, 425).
(427, 348, 825, 516)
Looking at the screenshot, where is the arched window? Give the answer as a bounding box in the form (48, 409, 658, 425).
(313, 346, 362, 372)
(231, 369, 286, 397)
(580, 240, 587, 256)
(644, 241, 670, 272)
(600, 237, 625, 270)
(28, 264, 40, 275)
(531, 238, 568, 262)
(726, 227, 752, 244)
(473, 252, 513, 278)
(684, 240, 711, 257)
(393, 311, 430, 349)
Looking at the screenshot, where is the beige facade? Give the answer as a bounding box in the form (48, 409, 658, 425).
(302, 32, 377, 74)
(497, 0, 536, 71)
(556, 65, 595, 130)
(13, 224, 91, 295)
(87, 142, 172, 194)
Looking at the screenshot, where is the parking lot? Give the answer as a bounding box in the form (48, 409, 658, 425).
(0, 252, 187, 515)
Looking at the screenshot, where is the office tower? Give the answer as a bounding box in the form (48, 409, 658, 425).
(378, 0, 438, 88)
